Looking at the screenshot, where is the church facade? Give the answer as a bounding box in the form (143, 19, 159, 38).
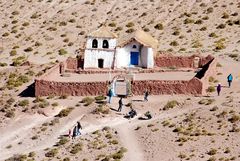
(83, 27, 158, 69)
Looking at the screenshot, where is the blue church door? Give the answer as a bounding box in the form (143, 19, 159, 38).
(130, 52, 139, 65)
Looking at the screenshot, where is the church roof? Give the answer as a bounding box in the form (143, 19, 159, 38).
(88, 26, 118, 39)
(118, 29, 158, 49)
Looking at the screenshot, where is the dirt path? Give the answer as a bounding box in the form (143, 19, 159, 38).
(117, 125, 144, 161)
(0, 112, 86, 160)
(0, 103, 197, 161)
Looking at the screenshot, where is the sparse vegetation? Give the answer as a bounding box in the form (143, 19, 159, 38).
(154, 23, 163, 30)
(207, 86, 216, 92)
(198, 99, 215, 105)
(163, 100, 179, 110)
(81, 97, 94, 106)
(56, 107, 74, 118)
(70, 143, 83, 154)
(45, 148, 58, 157)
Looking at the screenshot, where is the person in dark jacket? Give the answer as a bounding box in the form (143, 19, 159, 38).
(227, 74, 233, 87)
(217, 83, 222, 96)
(144, 90, 149, 101)
(72, 126, 77, 139)
(108, 88, 114, 103)
(118, 97, 123, 112)
(77, 121, 82, 135)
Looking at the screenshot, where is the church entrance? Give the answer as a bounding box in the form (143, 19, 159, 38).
(130, 52, 139, 65)
(98, 59, 104, 68)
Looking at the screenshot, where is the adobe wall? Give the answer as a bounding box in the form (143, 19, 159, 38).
(66, 57, 78, 70)
(40, 64, 60, 79)
(132, 77, 202, 95)
(65, 57, 84, 71)
(199, 55, 215, 67)
(199, 58, 217, 95)
(155, 55, 196, 68)
(65, 54, 214, 70)
(35, 79, 109, 96)
(35, 55, 215, 97)
(154, 54, 214, 68)
(35, 77, 203, 97)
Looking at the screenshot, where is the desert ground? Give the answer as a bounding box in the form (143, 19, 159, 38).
(0, 55, 239, 161)
(1, 0, 240, 161)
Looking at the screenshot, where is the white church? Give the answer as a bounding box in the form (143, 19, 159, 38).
(83, 26, 158, 69)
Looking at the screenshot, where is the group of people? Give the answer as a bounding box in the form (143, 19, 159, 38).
(69, 121, 82, 139)
(216, 74, 233, 96)
(117, 90, 150, 112)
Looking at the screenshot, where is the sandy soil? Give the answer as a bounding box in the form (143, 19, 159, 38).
(45, 70, 196, 82)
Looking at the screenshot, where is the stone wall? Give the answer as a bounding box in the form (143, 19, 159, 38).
(132, 77, 202, 95)
(155, 55, 196, 68)
(40, 64, 60, 79)
(35, 79, 109, 96)
(65, 57, 84, 71)
(199, 55, 215, 67)
(35, 77, 203, 97)
(65, 54, 213, 71)
(35, 55, 215, 97)
(66, 57, 78, 70)
(199, 58, 217, 95)
(154, 54, 214, 69)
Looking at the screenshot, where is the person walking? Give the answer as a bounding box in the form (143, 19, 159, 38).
(227, 74, 233, 87)
(118, 97, 123, 112)
(68, 129, 72, 138)
(217, 83, 222, 96)
(77, 121, 82, 136)
(72, 126, 77, 139)
(108, 88, 114, 103)
(144, 90, 149, 101)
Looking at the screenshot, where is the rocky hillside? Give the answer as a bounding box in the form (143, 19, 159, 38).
(0, 0, 240, 64)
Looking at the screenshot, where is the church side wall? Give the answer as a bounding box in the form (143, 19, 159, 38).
(147, 48, 154, 68)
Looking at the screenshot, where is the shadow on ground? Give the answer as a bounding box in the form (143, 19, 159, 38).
(19, 83, 35, 97)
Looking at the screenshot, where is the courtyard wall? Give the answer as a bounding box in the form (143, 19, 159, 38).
(132, 78, 202, 95)
(35, 55, 215, 97)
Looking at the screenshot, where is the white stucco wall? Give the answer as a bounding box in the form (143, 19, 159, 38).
(147, 48, 154, 68)
(84, 38, 154, 69)
(139, 46, 148, 68)
(116, 41, 141, 68)
(86, 37, 117, 49)
(116, 41, 154, 69)
(84, 49, 115, 68)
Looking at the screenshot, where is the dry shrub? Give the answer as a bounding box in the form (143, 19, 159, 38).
(198, 99, 215, 105)
(45, 148, 58, 157)
(56, 107, 74, 118)
(207, 86, 215, 92)
(70, 143, 83, 154)
(92, 105, 110, 114)
(81, 97, 94, 106)
(163, 100, 179, 110)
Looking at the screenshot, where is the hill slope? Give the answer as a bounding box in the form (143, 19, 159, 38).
(0, 0, 240, 64)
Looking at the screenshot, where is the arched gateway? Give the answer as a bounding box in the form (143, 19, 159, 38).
(110, 74, 132, 97)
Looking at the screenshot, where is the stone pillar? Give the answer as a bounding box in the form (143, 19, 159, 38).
(59, 62, 65, 74)
(193, 57, 200, 68)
